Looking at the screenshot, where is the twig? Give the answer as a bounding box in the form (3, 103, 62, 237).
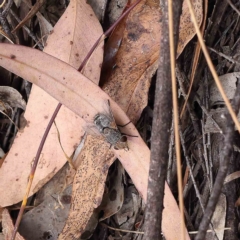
(208, 46, 240, 65)
(143, 0, 183, 239)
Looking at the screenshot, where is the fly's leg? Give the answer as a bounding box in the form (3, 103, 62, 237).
(117, 121, 132, 128)
(107, 99, 138, 137)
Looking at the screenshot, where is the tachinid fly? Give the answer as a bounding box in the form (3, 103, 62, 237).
(93, 100, 132, 151)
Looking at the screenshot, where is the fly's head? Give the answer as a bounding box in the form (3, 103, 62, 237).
(103, 128, 129, 151)
(113, 136, 129, 151)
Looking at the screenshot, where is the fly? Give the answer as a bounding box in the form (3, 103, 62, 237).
(93, 100, 136, 151)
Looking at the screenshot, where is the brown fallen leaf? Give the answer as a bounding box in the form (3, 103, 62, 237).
(177, 0, 203, 57)
(201, 72, 240, 133)
(205, 194, 226, 240)
(224, 171, 240, 184)
(101, 0, 203, 123)
(2, 209, 25, 240)
(0, 0, 103, 207)
(98, 161, 125, 221)
(18, 185, 72, 239)
(60, 0, 202, 239)
(0, 86, 26, 111)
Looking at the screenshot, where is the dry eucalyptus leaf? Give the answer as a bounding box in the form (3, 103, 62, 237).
(0, 43, 144, 205)
(209, 72, 240, 107)
(2, 209, 25, 240)
(88, 0, 108, 22)
(0, 86, 26, 111)
(177, 0, 203, 57)
(0, 0, 103, 207)
(18, 186, 72, 240)
(0, 40, 149, 240)
(203, 72, 240, 133)
(114, 186, 140, 231)
(98, 161, 125, 221)
(205, 194, 226, 240)
(58, 136, 116, 240)
(102, 0, 203, 123)
(224, 171, 240, 184)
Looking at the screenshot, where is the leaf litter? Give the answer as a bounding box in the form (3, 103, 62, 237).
(4, 0, 237, 240)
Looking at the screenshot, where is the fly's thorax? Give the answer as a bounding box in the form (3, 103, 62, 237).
(103, 127, 122, 145)
(94, 113, 111, 132)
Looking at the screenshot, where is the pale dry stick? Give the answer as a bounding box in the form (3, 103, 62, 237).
(168, 0, 185, 239)
(201, 120, 212, 190)
(189, 228, 231, 235)
(167, 119, 174, 184)
(194, 95, 222, 132)
(204, 70, 213, 188)
(102, 223, 231, 235)
(207, 132, 213, 186)
(186, 0, 240, 133)
(208, 46, 240, 65)
(101, 223, 144, 234)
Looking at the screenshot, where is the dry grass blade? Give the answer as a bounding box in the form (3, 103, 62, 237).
(180, 0, 208, 118)
(168, 0, 185, 239)
(12, 0, 45, 33)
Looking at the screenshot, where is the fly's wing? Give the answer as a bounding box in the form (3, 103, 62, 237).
(84, 122, 104, 138)
(101, 99, 118, 130)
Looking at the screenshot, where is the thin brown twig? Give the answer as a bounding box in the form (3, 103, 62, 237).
(143, 0, 183, 239)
